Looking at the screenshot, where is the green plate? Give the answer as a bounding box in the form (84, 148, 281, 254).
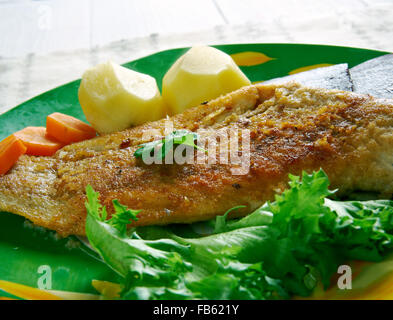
(0, 43, 390, 298)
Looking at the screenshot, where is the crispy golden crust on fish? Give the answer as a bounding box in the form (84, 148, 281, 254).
(1, 82, 393, 236)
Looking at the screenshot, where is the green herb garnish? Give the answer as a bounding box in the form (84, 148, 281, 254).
(133, 130, 206, 162)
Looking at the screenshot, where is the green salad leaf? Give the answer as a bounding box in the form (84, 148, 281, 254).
(85, 185, 140, 236)
(85, 170, 393, 299)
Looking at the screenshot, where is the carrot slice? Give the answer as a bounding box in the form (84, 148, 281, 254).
(14, 127, 64, 156)
(0, 135, 27, 175)
(46, 112, 96, 144)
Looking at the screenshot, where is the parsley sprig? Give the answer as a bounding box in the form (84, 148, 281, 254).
(133, 130, 206, 161)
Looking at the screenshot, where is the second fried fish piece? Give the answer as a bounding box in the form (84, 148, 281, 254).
(263, 64, 353, 91)
(350, 54, 393, 99)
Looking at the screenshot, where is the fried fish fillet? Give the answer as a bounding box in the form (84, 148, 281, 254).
(1, 82, 393, 236)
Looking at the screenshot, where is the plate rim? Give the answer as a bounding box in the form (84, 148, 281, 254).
(1, 42, 391, 118)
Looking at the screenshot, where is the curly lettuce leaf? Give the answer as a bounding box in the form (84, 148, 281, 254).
(85, 170, 393, 299)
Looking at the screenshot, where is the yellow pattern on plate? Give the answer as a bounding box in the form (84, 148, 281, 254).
(230, 51, 275, 66)
(0, 280, 100, 300)
(0, 280, 62, 300)
(302, 257, 393, 300)
(289, 63, 333, 75)
(91, 280, 121, 299)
